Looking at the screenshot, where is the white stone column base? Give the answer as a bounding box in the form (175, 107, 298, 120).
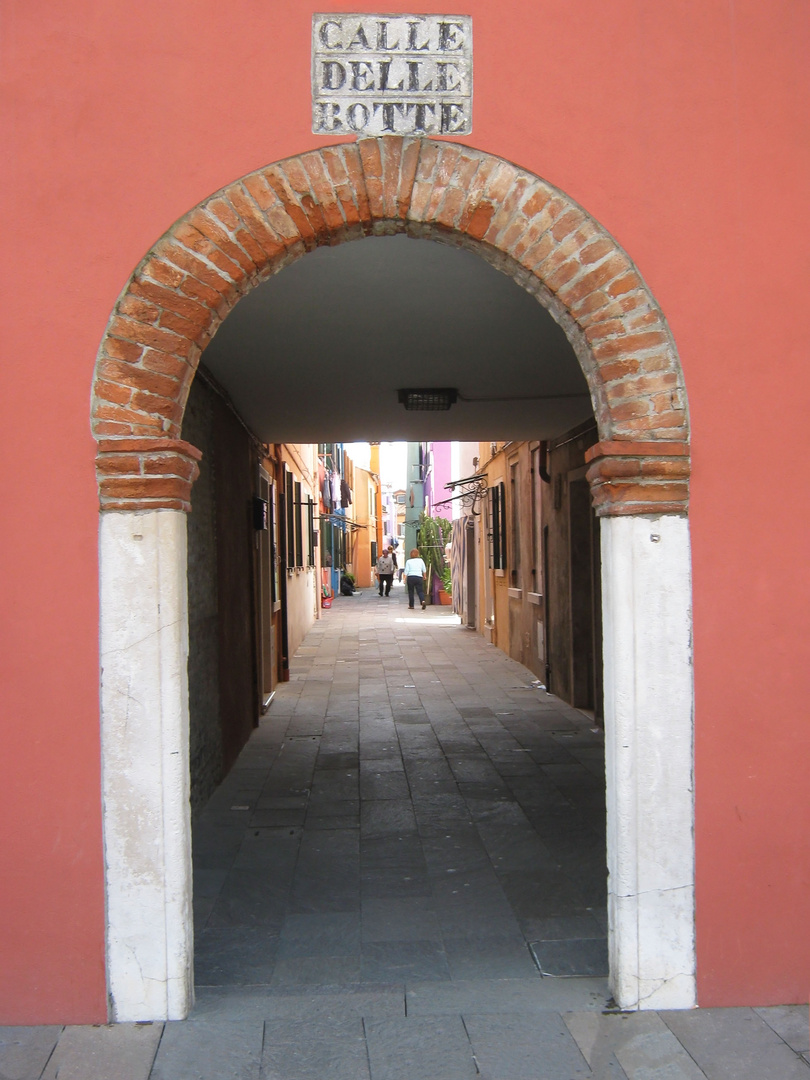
(601, 514, 696, 1010)
(100, 510, 193, 1021)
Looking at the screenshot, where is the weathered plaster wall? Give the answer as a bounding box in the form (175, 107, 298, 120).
(181, 374, 259, 808)
(352, 465, 377, 588)
(212, 398, 259, 775)
(505, 443, 538, 675)
(544, 423, 600, 710)
(182, 377, 224, 815)
(285, 569, 316, 659)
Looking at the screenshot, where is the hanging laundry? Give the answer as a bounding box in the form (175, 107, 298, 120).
(321, 468, 332, 511)
(340, 478, 351, 508)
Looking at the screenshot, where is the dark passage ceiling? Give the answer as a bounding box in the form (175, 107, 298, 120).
(200, 234, 593, 443)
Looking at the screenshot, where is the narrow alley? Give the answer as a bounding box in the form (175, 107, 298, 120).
(193, 579, 608, 1003)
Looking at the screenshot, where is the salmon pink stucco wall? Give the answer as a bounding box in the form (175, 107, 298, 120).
(1, 0, 808, 1021)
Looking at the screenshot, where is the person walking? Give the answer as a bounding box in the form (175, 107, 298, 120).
(376, 549, 395, 596)
(403, 548, 427, 609)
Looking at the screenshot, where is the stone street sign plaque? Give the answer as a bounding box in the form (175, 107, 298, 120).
(312, 13, 472, 137)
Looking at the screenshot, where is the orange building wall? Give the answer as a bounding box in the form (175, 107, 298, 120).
(1, 0, 808, 1020)
(356, 465, 379, 589)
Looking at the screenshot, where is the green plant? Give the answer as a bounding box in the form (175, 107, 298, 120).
(417, 511, 452, 579)
(440, 566, 452, 595)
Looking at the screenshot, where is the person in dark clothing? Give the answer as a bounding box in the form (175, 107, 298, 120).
(404, 548, 427, 609)
(339, 572, 356, 596)
(376, 551, 395, 596)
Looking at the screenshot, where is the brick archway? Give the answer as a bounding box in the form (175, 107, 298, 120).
(94, 138, 695, 1022)
(92, 136, 689, 514)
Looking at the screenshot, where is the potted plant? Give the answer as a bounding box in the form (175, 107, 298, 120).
(438, 566, 453, 605)
(417, 512, 453, 605)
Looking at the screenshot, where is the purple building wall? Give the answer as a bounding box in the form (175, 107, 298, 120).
(426, 442, 453, 518)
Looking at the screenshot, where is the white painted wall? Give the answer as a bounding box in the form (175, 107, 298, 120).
(450, 442, 480, 518)
(100, 510, 193, 1021)
(286, 566, 317, 657)
(601, 514, 696, 1009)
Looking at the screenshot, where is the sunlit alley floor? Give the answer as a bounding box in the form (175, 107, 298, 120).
(3, 582, 808, 1078)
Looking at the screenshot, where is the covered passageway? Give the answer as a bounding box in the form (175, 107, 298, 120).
(91, 138, 693, 1020)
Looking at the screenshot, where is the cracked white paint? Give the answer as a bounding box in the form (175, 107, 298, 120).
(100, 510, 193, 1021)
(601, 514, 696, 1010)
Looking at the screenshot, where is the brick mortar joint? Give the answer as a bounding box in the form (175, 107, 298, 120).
(160, 239, 241, 293)
(270, 158, 334, 233)
(403, 137, 428, 209)
(233, 178, 290, 246)
(100, 499, 192, 512)
(595, 502, 688, 518)
(197, 204, 263, 269)
(96, 437, 203, 461)
(584, 440, 690, 462)
(589, 476, 690, 488)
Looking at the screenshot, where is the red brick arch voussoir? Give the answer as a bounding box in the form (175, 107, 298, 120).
(92, 136, 690, 516)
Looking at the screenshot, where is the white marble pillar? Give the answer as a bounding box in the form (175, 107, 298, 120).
(99, 509, 193, 1021)
(601, 514, 696, 1009)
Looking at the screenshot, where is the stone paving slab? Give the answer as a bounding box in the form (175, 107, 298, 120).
(151, 1019, 262, 1080)
(0, 1026, 61, 1080)
(443, 933, 540, 981)
(363, 1016, 478, 1080)
(360, 897, 443, 942)
(39, 1023, 162, 1080)
(661, 1007, 810, 1079)
(261, 1017, 370, 1080)
(565, 1011, 707, 1079)
(270, 954, 361, 987)
(405, 976, 610, 1016)
(190, 985, 406, 1022)
(754, 1004, 810, 1052)
(276, 911, 361, 959)
(465, 1012, 594, 1079)
(195, 927, 282, 985)
(361, 940, 450, 983)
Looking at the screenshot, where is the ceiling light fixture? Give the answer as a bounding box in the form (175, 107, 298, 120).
(397, 388, 458, 411)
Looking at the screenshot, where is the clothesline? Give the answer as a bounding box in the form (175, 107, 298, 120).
(319, 512, 366, 532)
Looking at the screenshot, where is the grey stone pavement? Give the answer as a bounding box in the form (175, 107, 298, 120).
(3, 581, 808, 1078)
